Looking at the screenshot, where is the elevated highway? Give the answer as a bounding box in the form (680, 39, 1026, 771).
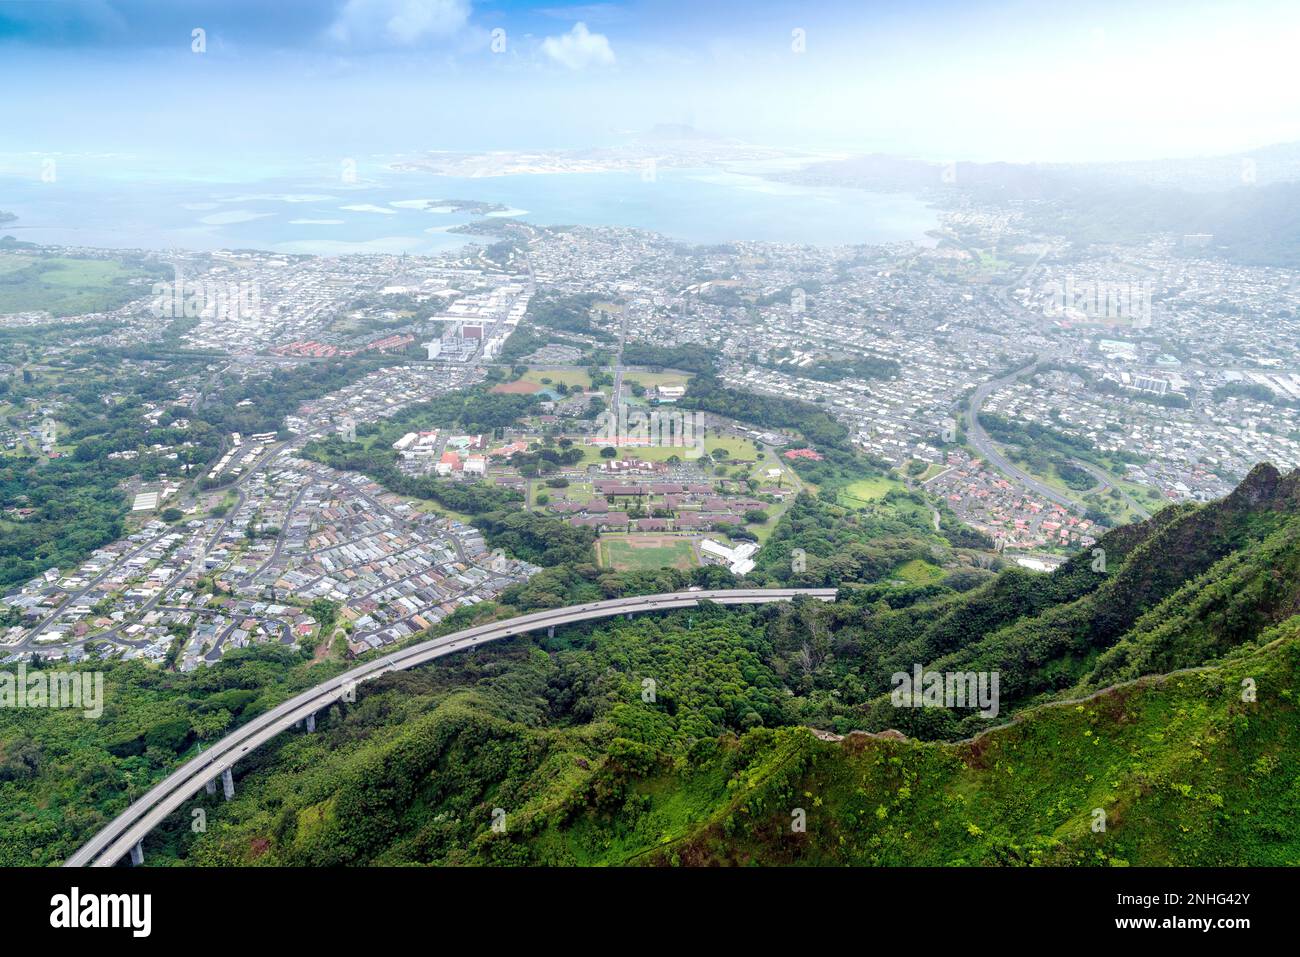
(65, 587, 836, 867)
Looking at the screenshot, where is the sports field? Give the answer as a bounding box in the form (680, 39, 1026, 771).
(490, 379, 543, 394)
(596, 534, 698, 571)
(622, 370, 693, 389)
(520, 368, 592, 389)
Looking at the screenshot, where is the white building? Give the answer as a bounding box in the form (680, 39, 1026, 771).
(699, 539, 758, 576)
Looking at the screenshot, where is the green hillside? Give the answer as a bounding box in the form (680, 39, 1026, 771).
(171, 608, 1300, 867)
(5, 465, 1300, 866)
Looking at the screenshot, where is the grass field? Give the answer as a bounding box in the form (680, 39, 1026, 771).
(703, 435, 759, 460)
(578, 443, 705, 464)
(912, 461, 950, 482)
(0, 253, 160, 316)
(892, 558, 945, 584)
(546, 480, 595, 503)
(597, 534, 698, 571)
(622, 370, 693, 389)
(838, 475, 902, 508)
(411, 499, 478, 526)
(521, 368, 591, 390)
(575, 435, 763, 467)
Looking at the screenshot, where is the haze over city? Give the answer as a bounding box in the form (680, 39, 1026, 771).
(1, 0, 1297, 933)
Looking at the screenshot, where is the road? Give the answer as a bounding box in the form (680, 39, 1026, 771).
(240, 480, 310, 588)
(1066, 458, 1152, 520)
(65, 586, 836, 867)
(611, 300, 630, 404)
(963, 357, 1086, 514)
(957, 249, 1101, 515)
(964, 356, 1152, 522)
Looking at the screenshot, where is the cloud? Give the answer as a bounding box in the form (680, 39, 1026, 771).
(541, 22, 615, 70)
(327, 0, 470, 48)
(537, 5, 628, 24)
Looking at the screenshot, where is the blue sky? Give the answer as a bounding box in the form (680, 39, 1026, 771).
(3, 0, 1299, 163)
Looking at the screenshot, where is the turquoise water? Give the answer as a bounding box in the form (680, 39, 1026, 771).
(0, 157, 938, 254)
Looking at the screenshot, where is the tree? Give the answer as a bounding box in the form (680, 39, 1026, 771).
(309, 598, 340, 633)
(599, 446, 618, 459)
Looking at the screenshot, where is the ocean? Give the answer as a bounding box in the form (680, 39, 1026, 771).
(0, 155, 938, 255)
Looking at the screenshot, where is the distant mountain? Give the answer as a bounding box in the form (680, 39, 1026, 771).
(1025, 179, 1300, 266)
(784, 141, 1300, 266)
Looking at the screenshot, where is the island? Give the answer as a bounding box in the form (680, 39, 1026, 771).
(423, 199, 510, 215)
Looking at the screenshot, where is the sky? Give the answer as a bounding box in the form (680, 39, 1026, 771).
(2, 0, 1300, 166)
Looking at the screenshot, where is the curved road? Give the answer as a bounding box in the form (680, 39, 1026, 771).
(1067, 458, 1152, 520)
(965, 359, 1151, 521)
(66, 586, 836, 867)
(963, 357, 1085, 514)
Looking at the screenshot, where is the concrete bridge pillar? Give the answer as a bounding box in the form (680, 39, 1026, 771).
(221, 767, 235, 801)
(625, 612, 632, 621)
(547, 625, 554, 638)
(305, 712, 316, 733)
(205, 777, 216, 796)
(129, 841, 144, 867)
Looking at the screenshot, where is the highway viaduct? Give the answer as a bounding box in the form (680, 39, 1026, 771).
(65, 587, 837, 867)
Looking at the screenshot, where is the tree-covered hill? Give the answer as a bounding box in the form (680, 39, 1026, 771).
(5, 465, 1300, 866)
(168, 600, 1300, 867)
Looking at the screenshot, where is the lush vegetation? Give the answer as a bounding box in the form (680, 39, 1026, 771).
(750, 489, 981, 589)
(0, 344, 391, 589)
(524, 292, 615, 341)
(0, 251, 169, 316)
(679, 374, 851, 452)
(150, 556, 1300, 865)
(0, 645, 343, 865)
(7, 464, 1299, 866)
(1213, 380, 1299, 408)
(763, 350, 899, 383)
(620, 343, 719, 376)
